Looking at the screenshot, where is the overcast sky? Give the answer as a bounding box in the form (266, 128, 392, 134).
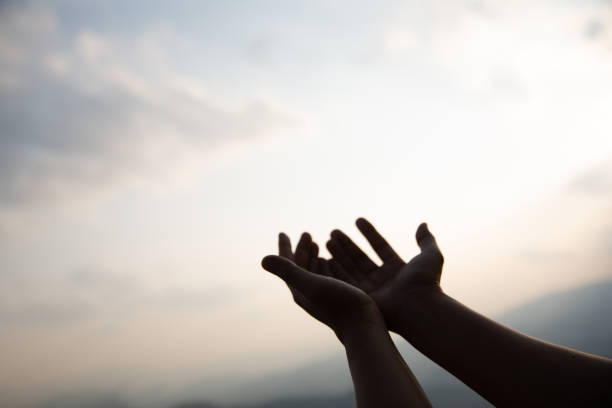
(1, 0, 612, 406)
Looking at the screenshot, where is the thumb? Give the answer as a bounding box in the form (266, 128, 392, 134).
(262, 255, 318, 296)
(415, 223, 441, 255)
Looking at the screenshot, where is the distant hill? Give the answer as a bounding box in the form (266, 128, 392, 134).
(497, 280, 612, 358)
(201, 280, 612, 408)
(40, 281, 612, 408)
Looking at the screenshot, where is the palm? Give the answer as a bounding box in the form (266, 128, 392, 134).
(291, 275, 375, 331)
(272, 231, 380, 339)
(326, 218, 444, 328)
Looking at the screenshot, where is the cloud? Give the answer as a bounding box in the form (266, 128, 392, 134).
(381, 0, 612, 95)
(0, 4, 294, 208)
(0, 265, 234, 327)
(569, 159, 612, 196)
(381, 27, 420, 55)
(518, 248, 574, 263)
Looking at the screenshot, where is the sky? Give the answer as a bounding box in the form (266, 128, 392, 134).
(1, 0, 612, 406)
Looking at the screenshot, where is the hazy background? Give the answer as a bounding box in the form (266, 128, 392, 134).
(1, 0, 611, 407)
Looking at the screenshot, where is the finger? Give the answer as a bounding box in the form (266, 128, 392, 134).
(326, 239, 366, 281)
(294, 232, 312, 268)
(329, 259, 358, 285)
(356, 218, 402, 264)
(308, 242, 319, 273)
(317, 258, 332, 277)
(262, 255, 318, 296)
(416, 223, 443, 258)
(278, 232, 293, 259)
(330, 229, 377, 273)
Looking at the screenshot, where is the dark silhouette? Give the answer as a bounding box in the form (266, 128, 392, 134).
(262, 232, 432, 407)
(262, 218, 612, 407)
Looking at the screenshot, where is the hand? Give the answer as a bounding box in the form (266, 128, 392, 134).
(326, 218, 444, 331)
(261, 232, 382, 342)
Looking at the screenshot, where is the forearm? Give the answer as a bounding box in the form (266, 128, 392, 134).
(392, 289, 612, 407)
(341, 319, 431, 408)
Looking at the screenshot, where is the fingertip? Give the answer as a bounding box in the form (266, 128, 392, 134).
(416, 222, 440, 252)
(416, 222, 430, 239)
(261, 255, 278, 270)
(309, 241, 320, 261)
(262, 255, 299, 278)
(355, 217, 373, 232)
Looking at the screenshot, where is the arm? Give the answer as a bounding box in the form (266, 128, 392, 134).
(263, 233, 431, 408)
(395, 288, 612, 407)
(343, 318, 430, 408)
(327, 218, 612, 407)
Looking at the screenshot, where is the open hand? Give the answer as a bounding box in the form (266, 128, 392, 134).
(326, 218, 444, 331)
(261, 232, 382, 342)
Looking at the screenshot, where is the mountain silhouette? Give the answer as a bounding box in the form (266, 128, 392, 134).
(196, 280, 612, 408)
(39, 280, 612, 408)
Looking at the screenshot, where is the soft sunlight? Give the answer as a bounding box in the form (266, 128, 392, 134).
(1, 1, 611, 407)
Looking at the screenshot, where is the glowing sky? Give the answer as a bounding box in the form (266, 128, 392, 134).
(1, 1, 611, 406)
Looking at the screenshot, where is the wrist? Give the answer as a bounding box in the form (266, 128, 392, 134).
(386, 286, 446, 338)
(335, 305, 387, 345)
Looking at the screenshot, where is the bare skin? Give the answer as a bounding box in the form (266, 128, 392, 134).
(326, 217, 612, 407)
(261, 232, 431, 408)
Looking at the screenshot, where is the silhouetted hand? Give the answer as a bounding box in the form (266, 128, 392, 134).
(261, 232, 382, 342)
(326, 218, 444, 331)
(264, 232, 434, 408)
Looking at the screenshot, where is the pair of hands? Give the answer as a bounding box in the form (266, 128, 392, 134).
(261, 218, 444, 341)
